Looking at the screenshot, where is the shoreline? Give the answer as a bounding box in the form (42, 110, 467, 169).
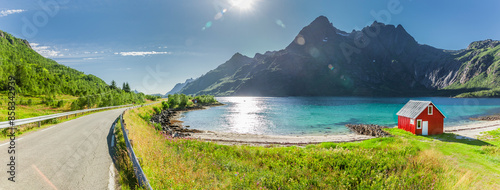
(186, 120, 500, 146)
(170, 106, 500, 146)
(189, 131, 374, 146)
(445, 120, 500, 139)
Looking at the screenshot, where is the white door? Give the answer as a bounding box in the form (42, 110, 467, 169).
(422, 121, 428, 135)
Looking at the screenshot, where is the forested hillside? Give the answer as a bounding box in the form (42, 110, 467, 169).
(0, 30, 147, 111)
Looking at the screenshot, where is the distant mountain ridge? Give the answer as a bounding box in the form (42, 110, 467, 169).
(177, 16, 500, 97)
(165, 78, 194, 96)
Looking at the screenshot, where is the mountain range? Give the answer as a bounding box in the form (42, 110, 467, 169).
(165, 78, 194, 96)
(175, 16, 500, 97)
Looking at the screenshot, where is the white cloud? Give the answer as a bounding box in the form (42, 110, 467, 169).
(83, 57, 102, 60)
(115, 51, 172, 56)
(0, 9, 25, 17)
(31, 43, 63, 58)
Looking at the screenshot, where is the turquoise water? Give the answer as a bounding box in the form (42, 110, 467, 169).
(180, 97, 500, 135)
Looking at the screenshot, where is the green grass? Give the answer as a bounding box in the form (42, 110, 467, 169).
(0, 94, 77, 121)
(121, 104, 500, 189)
(113, 118, 142, 190)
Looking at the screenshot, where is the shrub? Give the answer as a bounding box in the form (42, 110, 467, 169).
(153, 106, 161, 114)
(154, 123, 162, 131)
(70, 101, 80, 111)
(161, 101, 169, 110)
(56, 100, 64, 108)
(18, 98, 25, 105)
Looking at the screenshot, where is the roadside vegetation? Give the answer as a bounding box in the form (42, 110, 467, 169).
(122, 103, 500, 189)
(113, 118, 142, 190)
(163, 94, 218, 109)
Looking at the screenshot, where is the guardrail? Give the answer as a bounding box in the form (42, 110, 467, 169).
(116, 103, 155, 189)
(0, 104, 133, 129)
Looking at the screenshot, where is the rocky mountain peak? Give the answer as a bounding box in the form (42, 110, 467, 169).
(230, 52, 250, 60)
(467, 39, 500, 50)
(177, 16, 500, 97)
(310, 15, 331, 26)
(298, 16, 337, 36)
(286, 16, 339, 50)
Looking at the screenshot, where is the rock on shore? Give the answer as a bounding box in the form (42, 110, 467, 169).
(345, 124, 391, 137)
(150, 108, 203, 138)
(470, 114, 500, 121)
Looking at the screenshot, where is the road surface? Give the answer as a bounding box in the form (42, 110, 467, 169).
(0, 107, 127, 190)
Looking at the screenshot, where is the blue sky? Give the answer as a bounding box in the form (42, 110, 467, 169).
(1, 0, 499, 94)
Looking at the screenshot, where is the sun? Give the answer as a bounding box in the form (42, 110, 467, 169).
(230, 0, 254, 11)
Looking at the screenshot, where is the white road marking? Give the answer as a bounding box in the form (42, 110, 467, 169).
(41, 126, 56, 132)
(0, 138, 22, 147)
(108, 163, 116, 190)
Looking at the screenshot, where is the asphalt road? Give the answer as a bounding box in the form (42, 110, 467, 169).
(0, 107, 127, 190)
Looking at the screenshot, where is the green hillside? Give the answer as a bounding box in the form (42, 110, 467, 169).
(0, 30, 147, 120)
(444, 40, 500, 97)
(0, 30, 109, 96)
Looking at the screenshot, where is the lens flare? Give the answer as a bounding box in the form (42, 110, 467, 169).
(230, 0, 254, 10)
(276, 19, 286, 28)
(328, 64, 334, 70)
(309, 47, 320, 58)
(295, 35, 305, 45)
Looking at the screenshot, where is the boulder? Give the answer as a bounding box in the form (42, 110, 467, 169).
(345, 124, 391, 137)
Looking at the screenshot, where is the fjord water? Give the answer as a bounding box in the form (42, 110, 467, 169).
(181, 97, 500, 135)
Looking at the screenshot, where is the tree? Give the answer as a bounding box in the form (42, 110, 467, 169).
(179, 94, 189, 108)
(123, 82, 131, 93)
(161, 101, 169, 110)
(110, 80, 117, 89)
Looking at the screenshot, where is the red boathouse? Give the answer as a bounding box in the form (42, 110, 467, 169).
(396, 100, 446, 135)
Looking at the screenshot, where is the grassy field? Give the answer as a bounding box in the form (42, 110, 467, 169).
(0, 94, 77, 121)
(121, 103, 500, 189)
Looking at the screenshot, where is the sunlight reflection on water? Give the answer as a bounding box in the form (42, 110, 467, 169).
(181, 97, 500, 135)
(226, 97, 269, 134)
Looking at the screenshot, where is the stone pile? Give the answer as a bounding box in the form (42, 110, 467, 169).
(470, 115, 500, 121)
(345, 124, 391, 137)
(150, 109, 202, 138)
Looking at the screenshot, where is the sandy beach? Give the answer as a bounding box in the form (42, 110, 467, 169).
(445, 120, 500, 139)
(190, 132, 374, 146)
(186, 119, 500, 146)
